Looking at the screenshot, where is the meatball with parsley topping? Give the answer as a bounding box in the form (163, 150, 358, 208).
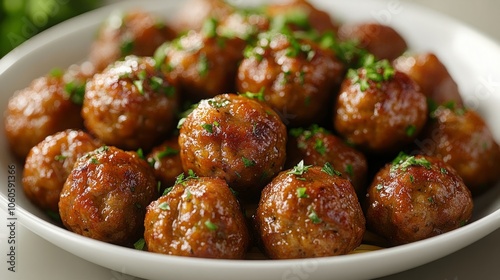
(254, 162, 365, 259)
(333, 56, 427, 154)
(82, 55, 179, 151)
(144, 175, 250, 259)
(366, 153, 473, 246)
(178, 93, 287, 196)
(59, 146, 158, 246)
(22, 130, 103, 213)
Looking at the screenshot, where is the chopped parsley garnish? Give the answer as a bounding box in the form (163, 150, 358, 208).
(197, 53, 209, 77)
(348, 55, 395, 92)
(307, 206, 322, 224)
(64, 81, 86, 105)
(270, 8, 310, 31)
(204, 220, 218, 231)
(391, 152, 432, 172)
(49, 67, 64, 78)
(345, 164, 354, 177)
(120, 39, 134, 55)
(54, 154, 68, 161)
(158, 201, 170, 210)
(296, 187, 309, 198)
(242, 157, 256, 167)
(321, 162, 342, 176)
(134, 238, 146, 250)
(240, 87, 265, 101)
(288, 160, 312, 176)
(375, 184, 384, 191)
(314, 138, 326, 155)
(201, 17, 218, 38)
(175, 170, 199, 186)
(405, 125, 417, 137)
(136, 148, 146, 160)
(201, 123, 214, 133)
(208, 98, 231, 108)
(156, 146, 179, 159)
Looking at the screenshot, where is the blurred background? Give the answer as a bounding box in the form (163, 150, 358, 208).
(0, 0, 499, 58)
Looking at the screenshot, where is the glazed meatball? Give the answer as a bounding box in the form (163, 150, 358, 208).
(170, 0, 235, 34)
(338, 23, 407, 61)
(333, 59, 427, 154)
(217, 9, 270, 42)
(155, 24, 245, 102)
(393, 52, 463, 107)
(59, 146, 158, 246)
(366, 153, 473, 245)
(237, 30, 345, 126)
(146, 136, 184, 190)
(144, 176, 250, 259)
(89, 10, 176, 72)
(254, 162, 365, 259)
(4, 68, 86, 159)
(265, 0, 339, 33)
(287, 125, 368, 195)
(178, 94, 287, 196)
(22, 130, 102, 213)
(82, 55, 179, 151)
(416, 106, 500, 194)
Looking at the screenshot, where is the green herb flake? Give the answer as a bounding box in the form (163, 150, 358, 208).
(133, 80, 144, 95)
(134, 238, 146, 250)
(321, 162, 342, 177)
(157, 146, 179, 159)
(307, 206, 322, 224)
(49, 68, 64, 78)
(202, 18, 218, 38)
(90, 157, 100, 164)
(136, 148, 145, 160)
(440, 167, 448, 175)
(197, 53, 209, 77)
(288, 160, 312, 176)
(314, 138, 326, 155)
(240, 87, 265, 101)
(201, 123, 214, 133)
(345, 164, 354, 177)
(54, 154, 68, 161)
(242, 157, 256, 167)
(375, 184, 384, 192)
(350, 55, 395, 92)
(208, 98, 231, 108)
(405, 125, 417, 137)
(64, 81, 86, 105)
(175, 170, 199, 186)
(296, 187, 309, 198)
(158, 201, 171, 210)
(120, 39, 134, 55)
(391, 152, 432, 172)
(204, 220, 218, 231)
(427, 197, 435, 204)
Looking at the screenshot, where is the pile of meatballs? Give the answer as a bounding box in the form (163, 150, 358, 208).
(5, 0, 500, 260)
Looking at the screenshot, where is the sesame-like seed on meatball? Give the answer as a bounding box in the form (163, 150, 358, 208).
(59, 146, 158, 246)
(82, 55, 179, 151)
(144, 176, 250, 259)
(254, 162, 365, 259)
(178, 93, 287, 196)
(22, 130, 103, 213)
(333, 58, 427, 154)
(366, 153, 473, 245)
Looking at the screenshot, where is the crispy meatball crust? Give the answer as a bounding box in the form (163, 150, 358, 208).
(59, 146, 158, 246)
(144, 177, 250, 259)
(22, 130, 102, 213)
(146, 136, 184, 190)
(4, 72, 84, 159)
(89, 10, 176, 72)
(366, 154, 473, 246)
(333, 70, 427, 154)
(82, 56, 179, 151)
(338, 23, 407, 61)
(417, 107, 500, 194)
(286, 125, 368, 195)
(178, 94, 287, 195)
(393, 53, 463, 107)
(237, 31, 345, 126)
(254, 165, 365, 259)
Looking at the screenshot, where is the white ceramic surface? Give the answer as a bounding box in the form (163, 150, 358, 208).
(1, 1, 500, 279)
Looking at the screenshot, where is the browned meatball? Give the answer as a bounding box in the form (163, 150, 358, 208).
(178, 94, 287, 196)
(254, 162, 365, 259)
(417, 106, 500, 194)
(155, 25, 245, 102)
(89, 10, 176, 72)
(366, 153, 473, 245)
(22, 130, 102, 213)
(144, 176, 249, 258)
(287, 125, 368, 195)
(338, 23, 407, 61)
(265, 0, 339, 33)
(82, 55, 179, 151)
(170, 0, 235, 34)
(4, 68, 85, 159)
(333, 60, 427, 154)
(217, 9, 270, 41)
(59, 146, 158, 246)
(146, 136, 184, 190)
(393, 52, 463, 107)
(237, 30, 345, 126)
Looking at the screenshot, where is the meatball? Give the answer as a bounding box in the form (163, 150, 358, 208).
(146, 136, 184, 190)
(89, 10, 176, 72)
(254, 162, 365, 259)
(338, 23, 407, 61)
(144, 176, 250, 259)
(170, 0, 235, 34)
(22, 130, 102, 213)
(333, 59, 427, 154)
(287, 125, 368, 195)
(366, 153, 473, 245)
(217, 9, 270, 42)
(4, 68, 85, 159)
(237, 30, 345, 126)
(82, 55, 179, 151)
(178, 93, 287, 196)
(59, 146, 158, 246)
(265, 0, 339, 33)
(155, 24, 245, 102)
(416, 106, 500, 194)
(393, 52, 463, 107)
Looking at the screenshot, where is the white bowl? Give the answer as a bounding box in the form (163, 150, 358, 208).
(1, 0, 500, 279)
